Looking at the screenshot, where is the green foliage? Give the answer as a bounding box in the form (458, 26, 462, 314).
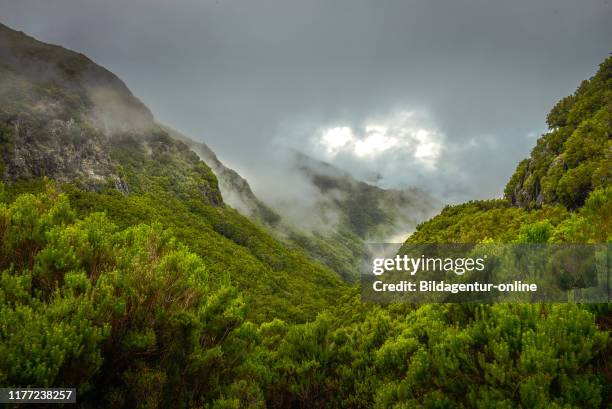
(1, 107, 349, 324)
(5, 186, 605, 408)
(404, 199, 568, 244)
(221, 301, 607, 409)
(62, 182, 347, 323)
(0, 37, 349, 320)
(405, 187, 610, 247)
(551, 187, 612, 243)
(372, 304, 607, 409)
(505, 57, 612, 209)
(516, 220, 553, 243)
(0, 184, 247, 407)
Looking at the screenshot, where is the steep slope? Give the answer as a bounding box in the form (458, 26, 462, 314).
(169, 131, 368, 280)
(394, 59, 612, 406)
(505, 57, 611, 209)
(162, 125, 282, 226)
(0, 22, 346, 322)
(0, 23, 153, 186)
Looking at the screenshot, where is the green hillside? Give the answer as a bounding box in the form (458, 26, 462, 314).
(0, 22, 347, 324)
(164, 127, 369, 282)
(505, 57, 611, 210)
(0, 23, 610, 409)
(405, 58, 611, 247)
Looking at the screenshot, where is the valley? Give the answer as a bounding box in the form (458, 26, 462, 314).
(0, 21, 610, 409)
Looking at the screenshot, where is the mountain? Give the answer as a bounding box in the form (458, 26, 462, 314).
(0, 23, 154, 187)
(162, 125, 282, 227)
(291, 151, 437, 240)
(0, 22, 347, 323)
(171, 130, 438, 280)
(504, 57, 611, 209)
(0, 18, 433, 303)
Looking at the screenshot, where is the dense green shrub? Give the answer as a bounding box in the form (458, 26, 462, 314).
(505, 57, 612, 209)
(0, 184, 246, 407)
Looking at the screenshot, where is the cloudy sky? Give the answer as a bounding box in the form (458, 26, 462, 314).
(1, 0, 610, 203)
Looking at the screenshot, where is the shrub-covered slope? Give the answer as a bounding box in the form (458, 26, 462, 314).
(0, 186, 246, 405)
(505, 57, 611, 209)
(405, 57, 611, 247)
(0, 22, 347, 323)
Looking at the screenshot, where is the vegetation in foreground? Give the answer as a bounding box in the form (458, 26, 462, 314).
(1, 182, 609, 408)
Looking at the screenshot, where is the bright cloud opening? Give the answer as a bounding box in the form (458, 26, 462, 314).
(316, 111, 443, 168)
(355, 132, 399, 157)
(321, 126, 353, 153)
(413, 129, 442, 167)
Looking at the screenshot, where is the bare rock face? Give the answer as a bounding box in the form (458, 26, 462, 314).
(114, 177, 130, 196)
(4, 118, 114, 184)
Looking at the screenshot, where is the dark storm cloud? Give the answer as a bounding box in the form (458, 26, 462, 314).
(1, 0, 610, 202)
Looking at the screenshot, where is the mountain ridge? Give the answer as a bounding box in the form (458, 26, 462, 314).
(0, 20, 435, 283)
(168, 127, 438, 280)
(0, 20, 348, 322)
